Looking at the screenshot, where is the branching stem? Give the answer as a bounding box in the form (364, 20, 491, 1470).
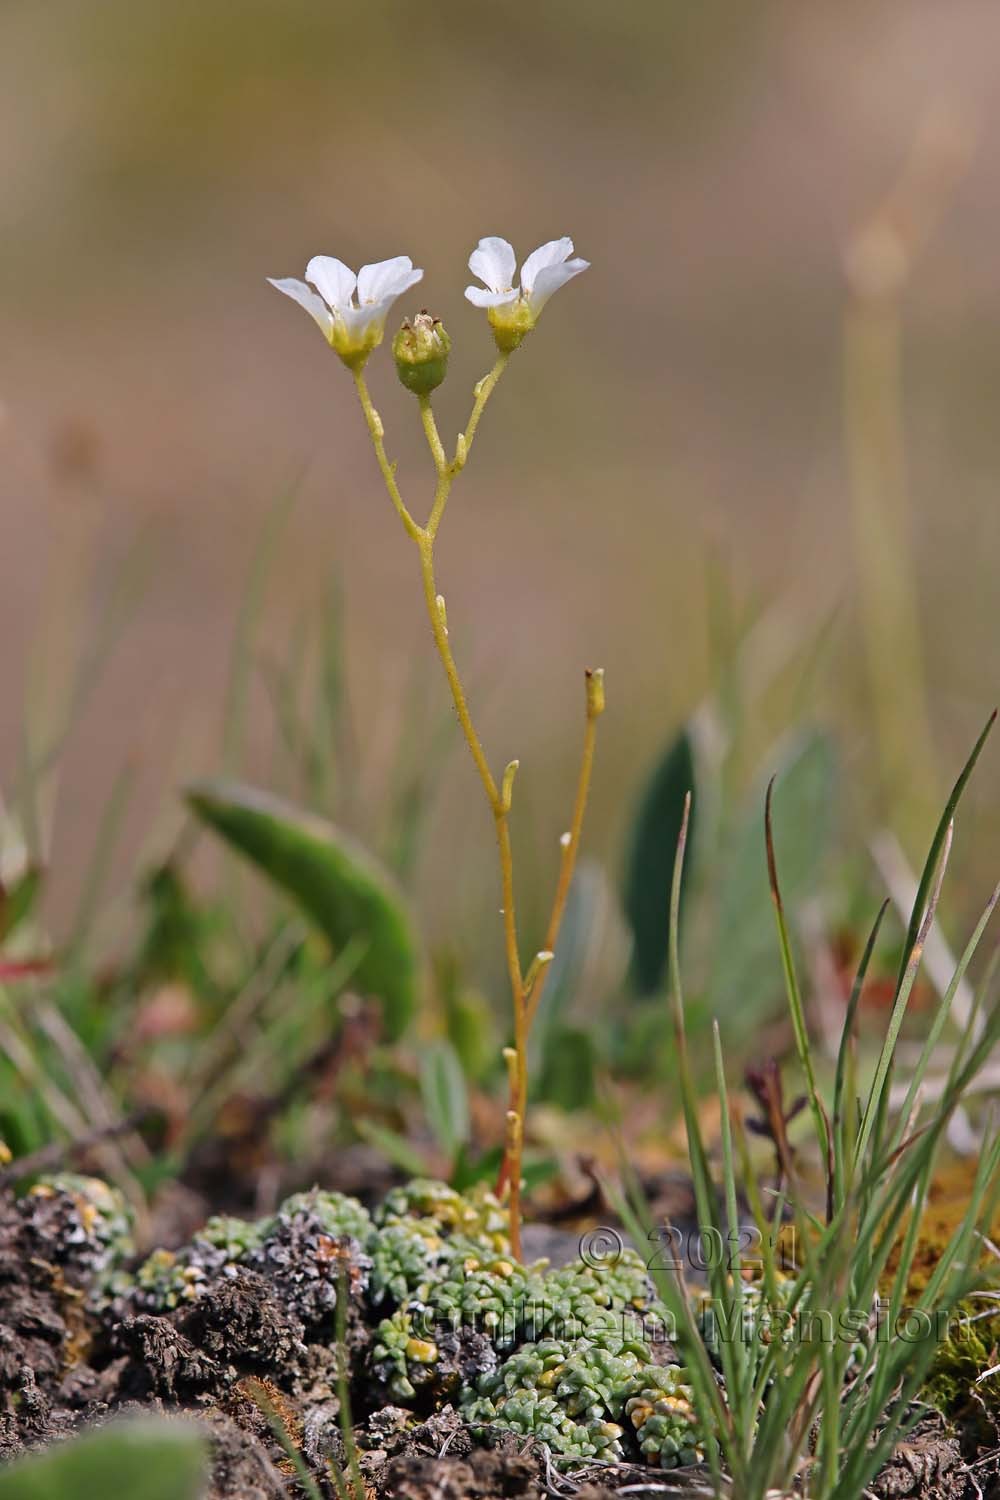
(526, 692, 602, 1031)
(353, 351, 599, 1259)
(352, 371, 421, 541)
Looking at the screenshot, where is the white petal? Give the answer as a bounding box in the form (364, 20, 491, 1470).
(357, 256, 419, 305)
(383, 266, 424, 306)
(368, 286, 419, 325)
(520, 238, 575, 296)
(268, 277, 334, 338)
(464, 286, 519, 309)
(526, 256, 589, 313)
(305, 256, 357, 312)
(468, 237, 516, 294)
(339, 304, 376, 337)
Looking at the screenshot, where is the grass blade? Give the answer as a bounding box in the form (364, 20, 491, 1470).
(764, 777, 831, 1208)
(832, 898, 889, 1206)
(894, 709, 996, 994)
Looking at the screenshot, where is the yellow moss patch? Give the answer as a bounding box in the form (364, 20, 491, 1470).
(882, 1159, 1000, 1300)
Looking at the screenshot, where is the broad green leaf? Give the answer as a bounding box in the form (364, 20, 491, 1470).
(0, 1419, 207, 1500)
(443, 986, 495, 1082)
(536, 1024, 597, 1110)
(708, 728, 838, 1036)
(450, 1142, 502, 1192)
(451, 1145, 557, 1194)
(436, 951, 496, 1081)
(420, 1039, 470, 1159)
(623, 728, 697, 994)
(132, 863, 217, 993)
(187, 780, 420, 1037)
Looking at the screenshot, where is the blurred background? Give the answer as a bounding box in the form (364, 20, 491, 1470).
(2, 0, 1000, 978)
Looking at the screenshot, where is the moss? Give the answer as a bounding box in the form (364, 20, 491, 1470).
(883, 1160, 1000, 1302)
(921, 1296, 1000, 1432)
(876, 1161, 1000, 1419)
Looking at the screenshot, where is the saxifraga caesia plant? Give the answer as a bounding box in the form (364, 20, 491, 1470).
(614, 709, 1000, 1499)
(269, 236, 597, 1257)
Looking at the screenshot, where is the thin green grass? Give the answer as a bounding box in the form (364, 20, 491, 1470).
(619, 712, 1000, 1500)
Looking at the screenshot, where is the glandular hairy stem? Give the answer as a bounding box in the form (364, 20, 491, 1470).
(353, 359, 601, 1259)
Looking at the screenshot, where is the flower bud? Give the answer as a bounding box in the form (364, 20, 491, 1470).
(501, 759, 519, 812)
(585, 666, 606, 718)
(392, 312, 451, 395)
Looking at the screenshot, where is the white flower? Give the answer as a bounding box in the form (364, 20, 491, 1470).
(268, 254, 423, 366)
(464, 236, 589, 349)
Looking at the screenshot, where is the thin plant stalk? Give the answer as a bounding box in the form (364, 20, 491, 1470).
(887, 877, 1000, 1157)
(831, 898, 889, 1206)
(239, 1377, 323, 1500)
(353, 360, 603, 1256)
(764, 777, 832, 1209)
(334, 1266, 365, 1500)
(855, 820, 951, 1173)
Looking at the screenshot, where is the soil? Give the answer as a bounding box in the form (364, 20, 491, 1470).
(1, 1180, 998, 1500)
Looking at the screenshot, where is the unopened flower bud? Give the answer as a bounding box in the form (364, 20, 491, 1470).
(392, 312, 451, 395)
(585, 667, 606, 718)
(501, 759, 519, 812)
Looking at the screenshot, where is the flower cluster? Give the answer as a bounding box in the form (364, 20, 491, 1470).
(269, 236, 589, 376)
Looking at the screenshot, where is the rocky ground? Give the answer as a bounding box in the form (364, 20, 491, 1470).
(0, 1173, 997, 1499)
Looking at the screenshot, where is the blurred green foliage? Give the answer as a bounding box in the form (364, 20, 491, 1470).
(187, 779, 420, 1039)
(4, 0, 1000, 1212)
(0, 1420, 206, 1500)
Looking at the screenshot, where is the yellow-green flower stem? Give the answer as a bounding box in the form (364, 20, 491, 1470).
(460, 356, 509, 463)
(352, 356, 599, 1261)
(493, 672, 602, 1236)
(419, 399, 449, 480)
(352, 369, 421, 543)
(526, 677, 603, 1032)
